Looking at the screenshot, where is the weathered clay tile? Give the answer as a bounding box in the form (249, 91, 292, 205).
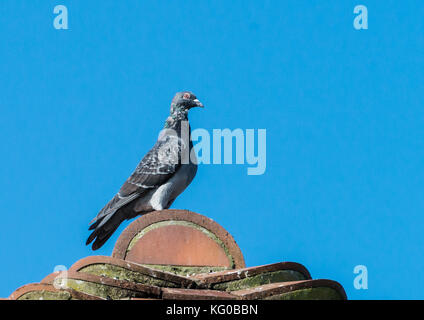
(162, 287, 238, 300)
(68, 255, 196, 288)
(9, 283, 104, 300)
(40, 272, 61, 284)
(53, 270, 161, 300)
(112, 210, 245, 271)
(232, 279, 347, 300)
(193, 262, 311, 291)
(6, 210, 347, 300)
(139, 265, 229, 277)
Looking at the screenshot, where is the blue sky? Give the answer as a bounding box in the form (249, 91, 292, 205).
(0, 1, 423, 299)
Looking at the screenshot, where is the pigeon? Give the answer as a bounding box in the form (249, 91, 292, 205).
(86, 91, 204, 250)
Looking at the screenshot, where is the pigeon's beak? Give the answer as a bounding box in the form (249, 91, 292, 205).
(193, 99, 204, 108)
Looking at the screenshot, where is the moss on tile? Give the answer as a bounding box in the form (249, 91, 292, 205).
(212, 270, 307, 291)
(17, 290, 72, 300)
(54, 278, 145, 300)
(79, 263, 178, 288)
(142, 264, 228, 277)
(265, 287, 343, 300)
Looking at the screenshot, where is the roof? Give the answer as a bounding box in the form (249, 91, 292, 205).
(5, 209, 347, 300)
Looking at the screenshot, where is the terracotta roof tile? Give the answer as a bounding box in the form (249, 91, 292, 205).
(6, 210, 347, 300)
(232, 279, 347, 300)
(69, 255, 196, 288)
(40, 272, 61, 284)
(53, 270, 161, 300)
(112, 210, 245, 270)
(162, 288, 238, 300)
(193, 262, 311, 291)
(9, 283, 104, 300)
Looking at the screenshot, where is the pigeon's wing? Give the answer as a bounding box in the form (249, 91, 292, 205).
(86, 134, 185, 250)
(89, 134, 184, 225)
(120, 134, 184, 196)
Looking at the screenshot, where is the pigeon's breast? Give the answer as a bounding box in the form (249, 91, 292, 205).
(167, 161, 197, 201)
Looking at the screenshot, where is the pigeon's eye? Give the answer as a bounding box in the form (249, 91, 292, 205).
(183, 93, 191, 99)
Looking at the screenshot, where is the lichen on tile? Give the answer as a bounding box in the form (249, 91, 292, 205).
(212, 270, 307, 291)
(79, 263, 178, 288)
(264, 287, 343, 300)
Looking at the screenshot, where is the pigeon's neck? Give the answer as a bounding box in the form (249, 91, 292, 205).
(164, 105, 189, 129)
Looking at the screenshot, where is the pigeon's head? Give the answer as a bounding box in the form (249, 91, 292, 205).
(170, 91, 204, 114)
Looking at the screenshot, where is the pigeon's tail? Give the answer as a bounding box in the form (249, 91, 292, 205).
(86, 194, 138, 250)
(86, 210, 124, 250)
